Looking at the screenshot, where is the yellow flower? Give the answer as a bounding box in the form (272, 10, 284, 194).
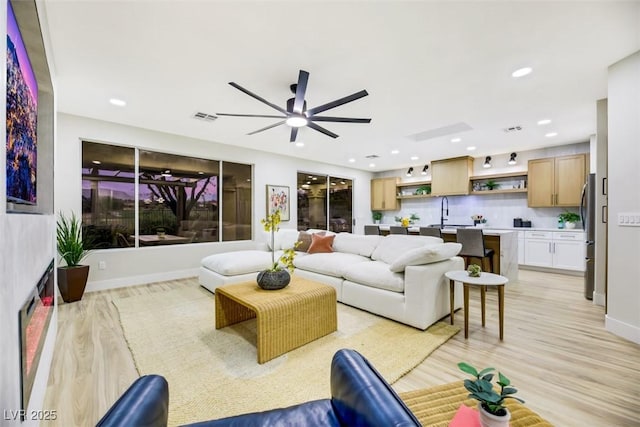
(401, 217, 410, 227)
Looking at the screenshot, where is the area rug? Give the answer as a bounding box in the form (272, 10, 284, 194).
(112, 285, 459, 426)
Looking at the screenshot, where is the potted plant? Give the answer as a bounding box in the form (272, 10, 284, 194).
(485, 180, 499, 190)
(56, 212, 92, 302)
(558, 212, 580, 229)
(258, 210, 298, 290)
(409, 213, 420, 224)
(372, 211, 383, 224)
(458, 362, 524, 427)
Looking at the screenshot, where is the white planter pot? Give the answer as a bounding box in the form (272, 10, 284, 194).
(478, 403, 511, 427)
(565, 222, 576, 229)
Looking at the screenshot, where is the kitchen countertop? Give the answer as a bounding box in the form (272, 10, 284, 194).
(373, 224, 584, 233)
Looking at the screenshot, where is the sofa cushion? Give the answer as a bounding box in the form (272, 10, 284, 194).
(294, 252, 370, 278)
(370, 235, 444, 265)
(388, 243, 462, 273)
(308, 233, 336, 254)
(262, 229, 300, 250)
(343, 261, 405, 292)
(332, 233, 382, 257)
(201, 250, 277, 275)
(296, 231, 313, 252)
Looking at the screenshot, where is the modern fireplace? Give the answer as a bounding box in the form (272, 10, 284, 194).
(19, 260, 55, 415)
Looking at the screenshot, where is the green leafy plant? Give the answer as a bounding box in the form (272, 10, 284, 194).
(467, 264, 482, 277)
(57, 212, 92, 267)
(415, 184, 431, 195)
(485, 180, 500, 190)
(458, 362, 524, 416)
(394, 216, 403, 223)
(261, 210, 299, 272)
(372, 211, 383, 221)
(409, 213, 420, 222)
(558, 212, 580, 223)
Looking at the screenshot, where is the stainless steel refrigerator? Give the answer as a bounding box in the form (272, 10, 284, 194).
(581, 173, 596, 300)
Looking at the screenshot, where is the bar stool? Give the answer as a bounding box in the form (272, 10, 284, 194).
(456, 228, 495, 272)
(364, 225, 380, 235)
(419, 227, 442, 238)
(389, 226, 408, 235)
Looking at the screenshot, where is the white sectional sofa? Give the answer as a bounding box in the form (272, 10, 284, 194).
(199, 229, 464, 330)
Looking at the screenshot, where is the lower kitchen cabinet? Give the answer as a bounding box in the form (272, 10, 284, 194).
(523, 230, 585, 271)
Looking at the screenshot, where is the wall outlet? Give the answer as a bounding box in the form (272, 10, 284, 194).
(617, 212, 640, 227)
(99, 261, 106, 270)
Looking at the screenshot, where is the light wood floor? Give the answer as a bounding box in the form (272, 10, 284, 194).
(43, 270, 640, 426)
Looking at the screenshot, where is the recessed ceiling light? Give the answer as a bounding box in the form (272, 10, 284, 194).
(512, 67, 533, 78)
(410, 156, 419, 161)
(331, 182, 336, 186)
(545, 132, 558, 137)
(348, 158, 356, 163)
(295, 142, 304, 147)
(537, 119, 552, 125)
(198, 171, 204, 175)
(312, 177, 317, 180)
(369, 163, 376, 168)
(91, 160, 101, 165)
(306, 181, 311, 185)
(109, 98, 126, 107)
(466, 146, 476, 151)
(451, 138, 461, 143)
(340, 181, 346, 185)
(391, 150, 399, 155)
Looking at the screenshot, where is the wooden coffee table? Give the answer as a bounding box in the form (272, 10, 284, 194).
(215, 276, 337, 363)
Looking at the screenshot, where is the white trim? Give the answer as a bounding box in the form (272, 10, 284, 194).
(605, 314, 640, 345)
(86, 268, 199, 292)
(593, 292, 606, 307)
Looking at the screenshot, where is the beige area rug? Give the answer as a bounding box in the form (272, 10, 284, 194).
(112, 284, 459, 426)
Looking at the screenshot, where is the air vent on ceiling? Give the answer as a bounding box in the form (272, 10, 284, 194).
(365, 154, 379, 159)
(503, 125, 523, 133)
(193, 112, 218, 122)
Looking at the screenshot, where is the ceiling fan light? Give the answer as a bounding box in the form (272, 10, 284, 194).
(286, 116, 308, 127)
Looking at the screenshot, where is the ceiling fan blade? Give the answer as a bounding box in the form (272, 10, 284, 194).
(293, 70, 309, 114)
(310, 116, 371, 123)
(228, 82, 288, 115)
(247, 120, 286, 135)
(216, 113, 286, 119)
(305, 90, 369, 116)
(307, 122, 339, 139)
(290, 127, 299, 142)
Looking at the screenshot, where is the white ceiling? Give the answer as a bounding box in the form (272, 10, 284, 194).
(40, 1, 640, 172)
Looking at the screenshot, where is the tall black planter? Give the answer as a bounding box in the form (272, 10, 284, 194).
(57, 265, 90, 302)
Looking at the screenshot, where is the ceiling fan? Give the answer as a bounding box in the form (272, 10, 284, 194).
(217, 70, 371, 143)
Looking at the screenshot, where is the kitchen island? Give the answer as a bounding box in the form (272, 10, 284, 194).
(375, 225, 518, 282)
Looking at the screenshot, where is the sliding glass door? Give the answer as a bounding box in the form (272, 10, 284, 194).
(297, 172, 352, 232)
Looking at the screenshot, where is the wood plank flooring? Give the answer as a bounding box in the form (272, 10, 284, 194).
(43, 270, 640, 426)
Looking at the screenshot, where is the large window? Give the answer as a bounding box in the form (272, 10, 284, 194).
(81, 141, 252, 248)
(297, 172, 353, 233)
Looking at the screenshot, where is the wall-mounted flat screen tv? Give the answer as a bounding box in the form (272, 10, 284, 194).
(6, 1, 38, 206)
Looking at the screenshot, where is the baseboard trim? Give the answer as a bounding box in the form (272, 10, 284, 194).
(605, 315, 640, 345)
(86, 268, 199, 292)
(518, 265, 584, 277)
(593, 292, 606, 307)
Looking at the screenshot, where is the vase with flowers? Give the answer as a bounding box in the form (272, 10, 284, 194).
(258, 210, 299, 290)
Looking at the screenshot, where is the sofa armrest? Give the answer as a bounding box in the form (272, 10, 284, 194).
(330, 349, 420, 427)
(96, 375, 169, 427)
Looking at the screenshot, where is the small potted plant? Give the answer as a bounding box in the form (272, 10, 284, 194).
(372, 211, 383, 224)
(409, 213, 420, 224)
(467, 264, 482, 277)
(257, 210, 299, 290)
(57, 212, 93, 302)
(458, 362, 524, 427)
(485, 180, 499, 191)
(558, 212, 580, 229)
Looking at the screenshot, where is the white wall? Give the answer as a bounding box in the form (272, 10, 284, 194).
(374, 143, 589, 229)
(593, 99, 608, 306)
(56, 113, 373, 290)
(1, 1, 57, 425)
(606, 51, 640, 344)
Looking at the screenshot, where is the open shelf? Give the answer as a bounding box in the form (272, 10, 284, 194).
(470, 171, 527, 193)
(470, 188, 527, 195)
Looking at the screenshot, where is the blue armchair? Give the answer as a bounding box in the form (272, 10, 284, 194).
(97, 349, 420, 427)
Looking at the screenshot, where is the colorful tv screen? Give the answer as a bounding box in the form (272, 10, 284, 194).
(6, 1, 38, 205)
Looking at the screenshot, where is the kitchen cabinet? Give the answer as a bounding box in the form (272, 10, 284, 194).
(371, 177, 399, 211)
(431, 156, 474, 196)
(527, 154, 587, 207)
(523, 230, 585, 271)
(517, 231, 525, 265)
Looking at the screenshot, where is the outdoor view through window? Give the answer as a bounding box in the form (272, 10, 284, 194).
(81, 141, 252, 248)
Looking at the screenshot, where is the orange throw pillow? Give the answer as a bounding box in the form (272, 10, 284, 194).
(307, 233, 335, 254)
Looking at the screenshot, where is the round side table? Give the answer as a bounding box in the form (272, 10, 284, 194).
(444, 270, 509, 340)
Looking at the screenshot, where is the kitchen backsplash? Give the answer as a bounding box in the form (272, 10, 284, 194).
(378, 193, 580, 229)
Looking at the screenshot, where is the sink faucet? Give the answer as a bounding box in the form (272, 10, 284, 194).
(440, 196, 449, 229)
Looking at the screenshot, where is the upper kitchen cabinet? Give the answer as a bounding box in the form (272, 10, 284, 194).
(371, 177, 399, 211)
(527, 154, 587, 207)
(431, 156, 474, 196)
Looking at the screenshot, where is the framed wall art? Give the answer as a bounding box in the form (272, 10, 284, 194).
(266, 185, 290, 221)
